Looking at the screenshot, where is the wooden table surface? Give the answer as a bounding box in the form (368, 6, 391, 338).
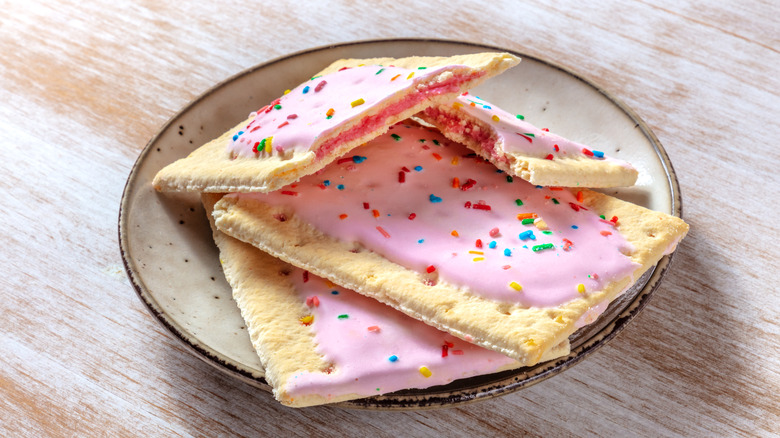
(1, 1, 777, 436)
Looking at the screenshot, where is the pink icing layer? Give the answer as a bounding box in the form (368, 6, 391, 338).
(284, 268, 517, 401)
(235, 124, 639, 307)
(227, 65, 479, 160)
(424, 94, 636, 168)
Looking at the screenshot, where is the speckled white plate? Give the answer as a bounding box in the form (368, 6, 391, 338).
(119, 39, 682, 410)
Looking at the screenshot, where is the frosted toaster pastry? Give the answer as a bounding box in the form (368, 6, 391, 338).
(418, 94, 638, 188)
(201, 194, 569, 408)
(153, 52, 519, 193)
(212, 123, 688, 366)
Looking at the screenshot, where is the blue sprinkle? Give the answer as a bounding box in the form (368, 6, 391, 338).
(418, 239, 424, 244)
(496, 169, 504, 173)
(482, 105, 492, 109)
(519, 230, 536, 241)
(429, 194, 442, 203)
(331, 290, 339, 295)
(414, 165, 423, 171)
(488, 241, 497, 249)
(504, 248, 512, 256)
(352, 155, 367, 163)
(389, 355, 398, 362)
(536, 185, 544, 189)
(571, 225, 579, 229)
(592, 150, 605, 158)
(323, 180, 331, 186)
(303, 85, 310, 94)
(337, 184, 345, 190)
(232, 135, 239, 141)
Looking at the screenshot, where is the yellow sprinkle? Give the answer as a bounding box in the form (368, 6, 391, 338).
(525, 339, 537, 347)
(451, 230, 459, 237)
(451, 157, 459, 165)
(452, 102, 463, 108)
(326, 108, 335, 117)
(299, 315, 314, 325)
(534, 218, 548, 230)
(357, 63, 365, 66)
(419, 366, 432, 378)
(555, 315, 565, 324)
(264, 136, 273, 153)
(468, 251, 484, 255)
(473, 257, 485, 262)
(351, 98, 365, 107)
(407, 72, 415, 80)
(509, 281, 523, 291)
(491, 115, 500, 122)
(283, 89, 291, 95)
(577, 283, 586, 294)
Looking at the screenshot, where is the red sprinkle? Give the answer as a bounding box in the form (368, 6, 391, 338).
(338, 66, 349, 71)
(250, 125, 261, 132)
(577, 191, 584, 202)
(475, 239, 483, 248)
(601, 231, 613, 236)
(363, 202, 370, 210)
(305, 296, 320, 307)
(402, 166, 411, 172)
(367, 326, 381, 332)
(464, 201, 472, 208)
(452, 177, 460, 188)
(314, 80, 327, 92)
(399, 171, 406, 183)
(337, 157, 354, 164)
(554, 144, 560, 152)
(611, 216, 619, 224)
(460, 179, 477, 191)
(376, 226, 391, 238)
(563, 238, 574, 251)
(372, 209, 380, 218)
(569, 202, 588, 212)
(432, 153, 442, 161)
(426, 265, 436, 273)
(318, 183, 327, 190)
(287, 114, 298, 119)
(281, 190, 299, 196)
(277, 121, 289, 128)
(542, 128, 549, 132)
(339, 214, 348, 220)
(408, 213, 416, 220)
(473, 204, 492, 211)
(545, 154, 554, 160)
(489, 227, 500, 237)
(441, 345, 449, 357)
(302, 271, 309, 283)
(582, 148, 594, 157)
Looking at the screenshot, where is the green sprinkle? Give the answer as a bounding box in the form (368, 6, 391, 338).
(391, 134, 401, 141)
(523, 133, 535, 137)
(516, 114, 525, 120)
(506, 175, 513, 183)
(419, 139, 426, 143)
(552, 198, 560, 204)
(542, 230, 553, 235)
(521, 218, 535, 225)
(259, 138, 267, 149)
(532, 243, 555, 252)
(515, 199, 524, 206)
(418, 66, 427, 69)
(326, 115, 333, 119)
(432, 139, 440, 145)
(310, 75, 322, 80)
(600, 215, 606, 219)
(337, 314, 349, 319)
(274, 104, 282, 110)
(376, 68, 385, 75)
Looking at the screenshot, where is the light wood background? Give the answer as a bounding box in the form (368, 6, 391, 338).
(1, 0, 777, 436)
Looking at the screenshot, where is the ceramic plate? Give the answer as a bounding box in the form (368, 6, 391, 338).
(119, 39, 682, 410)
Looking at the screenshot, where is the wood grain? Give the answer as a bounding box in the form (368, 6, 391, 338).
(1, 0, 777, 436)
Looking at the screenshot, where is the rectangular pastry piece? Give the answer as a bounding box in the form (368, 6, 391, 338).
(202, 194, 568, 407)
(418, 93, 638, 187)
(153, 53, 519, 193)
(212, 122, 688, 366)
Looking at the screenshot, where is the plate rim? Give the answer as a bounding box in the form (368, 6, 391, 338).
(118, 37, 683, 410)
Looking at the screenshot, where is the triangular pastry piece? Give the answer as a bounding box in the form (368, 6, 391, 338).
(418, 94, 638, 187)
(154, 53, 519, 193)
(202, 194, 569, 407)
(212, 122, 688, 366)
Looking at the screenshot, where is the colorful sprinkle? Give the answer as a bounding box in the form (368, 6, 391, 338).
(577, 284, 586, 294)
(593, 150, 605, 158)
(521, 218, 535, 225)
(314, 80, 327, 92)
(391, 133, 401, 141)
(305, 296, 320, 307)
(472, 203, 492, 211)
(273, 104, 282, 110)
(506, 175, 513, 183)
(562, 238, 574, 251)
(509, 281, 523, 291)
(351, 98, 365, 107)
(460, 179, 477, 191)
(426, 265, 436, 273)
(489, 228, 500, 237)
(488, 241, 497, 249)
(372, 209, 380, 218)
(545, 154, 554, 160)
(375, 68, 385, 75)
(503, 248, 512, 256)
(299, 315, 314, 325)
(398, 171, 406, 183)
(408, 213, 417, 220)
(389, 355, 398, 362)
(516, 114, 525, 120)
(491, 115, 500, 122)
(367, 325, 381, 332)
(390, 74, 401, 81)
(419, 366, 432, 377)
(475, 239, 483, 248)
(473, 257, 485, 262)
(414, 165, 423, 171)
(515, 199, 524, 206)
(429, 194, 442, 203)
(376, 226, 391, 238)
(451, 230, 459, 237)
(407, 72, 415, 80)
(516, 213, 538, 220)
(519, 230, 536, 241)
(339, 214, 348, 220)
(337, 184, 345, 190)
(577, 191, 584, 203)
(331, 290, 339, 295)
(532, 243, 555, 252)
(302, 85, 310, 94)
(337, 314, 349, 320)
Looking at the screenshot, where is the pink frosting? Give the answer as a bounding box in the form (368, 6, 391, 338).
(234, 124, 639, 308)
(424, 94, 636, 168)
(284, 269, 517, 400)
(227, 65, 477, 159)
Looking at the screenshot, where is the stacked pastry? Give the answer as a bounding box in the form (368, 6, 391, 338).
(154, 53, 688, 407)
